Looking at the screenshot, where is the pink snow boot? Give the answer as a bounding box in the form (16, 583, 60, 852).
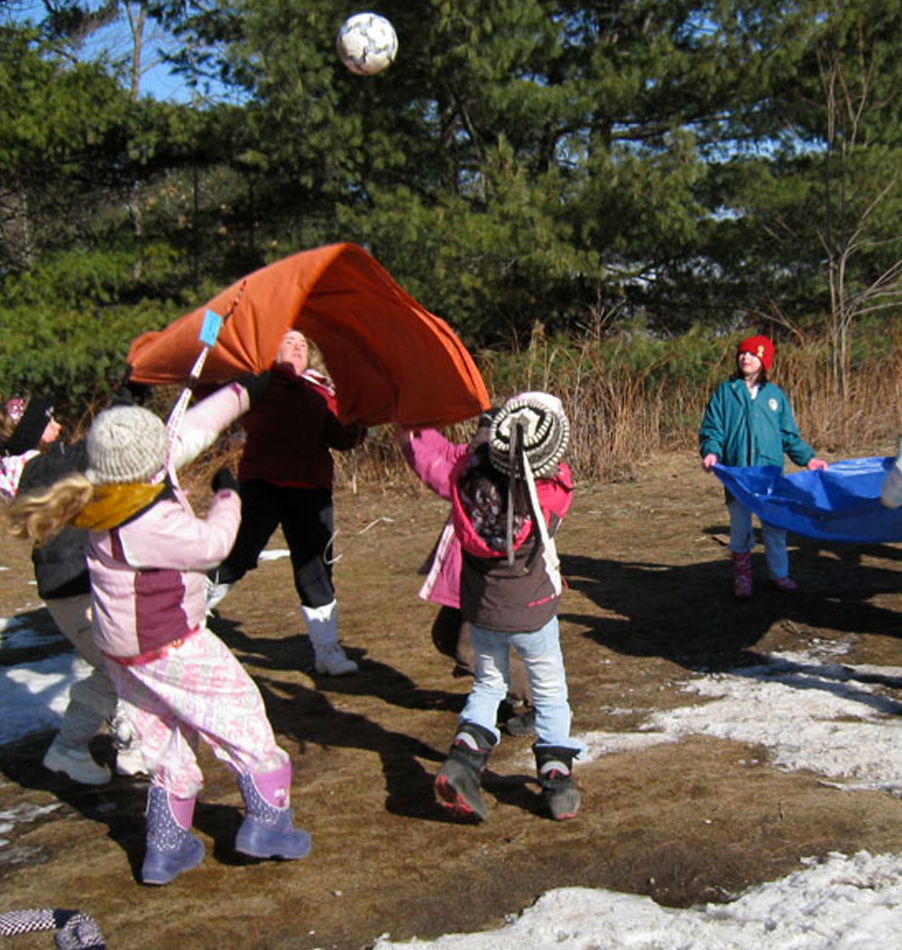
(236, 764, 311, 860)
(732, 552, 753, 599)
(771, 575, 798, 592)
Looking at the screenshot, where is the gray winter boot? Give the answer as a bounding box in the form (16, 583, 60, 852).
(534, 745, 581, 821)
(504, 707, 537, 737)
(110, 704, 148, 777)
(434, 722, 497, 822)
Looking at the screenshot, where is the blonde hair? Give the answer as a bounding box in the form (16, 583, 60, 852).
(2, 473, 94, 547)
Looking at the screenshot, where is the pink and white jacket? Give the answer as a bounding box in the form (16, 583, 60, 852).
(402, 429, 468, 608)
(403, 429, 572, 633)
(88, 383, 249, 661)
(0, 449, 39, 500)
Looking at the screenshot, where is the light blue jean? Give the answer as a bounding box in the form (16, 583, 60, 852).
(460, 616, 585, 754)
(727, 499, 790, 580)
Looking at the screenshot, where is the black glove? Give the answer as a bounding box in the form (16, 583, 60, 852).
(344, 423, 367, 446)
(236, 371, 271, 405)
(112, 364, 152, 407)
(211, 467, 240, 493)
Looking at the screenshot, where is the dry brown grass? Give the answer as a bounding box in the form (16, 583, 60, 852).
(335, 333, 902, 491)
(111, 331, 902, 503)
(5, 450, 902, 950)
(778, 341, 902, 455)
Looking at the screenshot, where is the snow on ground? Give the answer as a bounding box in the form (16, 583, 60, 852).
(4, 596, 902, 949)
(371, 850, 902, 949)
(579, 642, 902, 796)
(0, 614, 95, 746)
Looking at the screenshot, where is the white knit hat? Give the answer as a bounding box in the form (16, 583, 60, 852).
(85, 407, 168, 485)
(488, 392, 570, 479)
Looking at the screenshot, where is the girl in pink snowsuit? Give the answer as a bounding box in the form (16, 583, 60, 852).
(6, 380, 310, 885)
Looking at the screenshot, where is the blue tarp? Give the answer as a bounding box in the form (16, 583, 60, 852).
(713, 457, 902, 543)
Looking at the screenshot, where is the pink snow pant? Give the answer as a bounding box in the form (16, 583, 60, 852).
(103, 626, 287, 799)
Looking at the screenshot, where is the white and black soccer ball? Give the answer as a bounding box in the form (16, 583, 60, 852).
(335, 12, 398, 76)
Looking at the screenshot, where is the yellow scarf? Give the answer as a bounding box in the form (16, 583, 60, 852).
(72, 482, 166, 531)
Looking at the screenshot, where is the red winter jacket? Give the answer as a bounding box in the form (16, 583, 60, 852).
(238, 368, 364, 489)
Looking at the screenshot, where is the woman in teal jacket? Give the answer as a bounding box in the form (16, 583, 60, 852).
(699, 335, 827, 598)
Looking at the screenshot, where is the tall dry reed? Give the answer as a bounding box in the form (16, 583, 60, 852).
(341, 328, 902, 489)
(777, 340, 902, 455)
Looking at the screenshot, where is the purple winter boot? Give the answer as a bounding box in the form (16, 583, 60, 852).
(732, 551, 753, 599)
(235, 764, 311, 860)
(142, 784, 205, 885)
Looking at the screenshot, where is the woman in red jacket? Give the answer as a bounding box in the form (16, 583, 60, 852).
(206, 330, 365, 675)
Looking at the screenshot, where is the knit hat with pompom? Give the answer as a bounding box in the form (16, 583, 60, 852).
(488, 392, 570, 479)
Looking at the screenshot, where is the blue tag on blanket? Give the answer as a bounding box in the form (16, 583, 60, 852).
(199, 309, 223, 347)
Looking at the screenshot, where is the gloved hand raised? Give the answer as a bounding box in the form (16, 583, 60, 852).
(235, 371, 271, 405)
(211, 467, 240, 494)
(112, 364, 152, 407)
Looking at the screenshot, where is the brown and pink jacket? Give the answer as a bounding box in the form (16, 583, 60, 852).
(404, 429, 572, 633)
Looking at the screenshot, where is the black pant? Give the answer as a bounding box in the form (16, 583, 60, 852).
(213, 480, 336, 608)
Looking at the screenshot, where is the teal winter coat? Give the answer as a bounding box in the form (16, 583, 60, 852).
(698, 379, 814, 471)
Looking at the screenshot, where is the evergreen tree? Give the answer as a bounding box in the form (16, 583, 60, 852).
(6, 0, 902, 373)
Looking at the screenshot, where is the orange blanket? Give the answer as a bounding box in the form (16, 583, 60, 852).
(127, 243, 490, 428)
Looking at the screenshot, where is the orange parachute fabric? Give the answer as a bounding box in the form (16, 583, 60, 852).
(127, 243, 490, 428)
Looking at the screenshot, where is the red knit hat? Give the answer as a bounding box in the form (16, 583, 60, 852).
(737, 335, 774, 372)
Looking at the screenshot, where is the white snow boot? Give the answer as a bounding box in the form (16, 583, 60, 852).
(301, 600, 358, 676)
(43, 699, 111, 785)
(110, 703, 148, 777)
(43, 739, 111, 786)
(204, 573, 234, 613)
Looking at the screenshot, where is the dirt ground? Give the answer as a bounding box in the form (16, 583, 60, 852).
(4, 448, 902, 950)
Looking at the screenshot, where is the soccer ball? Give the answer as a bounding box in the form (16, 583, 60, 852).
(336, 12, 398, 76)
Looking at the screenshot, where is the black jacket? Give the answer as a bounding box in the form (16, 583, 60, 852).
(18, 441, 91, 600)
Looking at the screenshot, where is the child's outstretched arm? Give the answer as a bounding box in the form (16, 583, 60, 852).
(395, 425, 467, 500)
(776, 395, 828, 470)
(169, 376, 266, 471)
(541, 462, 574, 526)
(114, 472, 242, 572)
